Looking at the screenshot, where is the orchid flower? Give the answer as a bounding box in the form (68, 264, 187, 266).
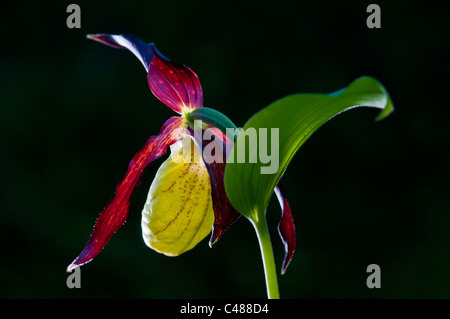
(68, 34, 393, 299)
(67, 34, 295, 278)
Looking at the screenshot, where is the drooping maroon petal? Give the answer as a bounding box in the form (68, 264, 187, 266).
(205, 160, 241, 245)
(148, 50, 203, 113)
(87, 34, 203, 114)
(68, 117, 185, 270)
(187, 125, 241, 245)
(274, 181, 296, 274)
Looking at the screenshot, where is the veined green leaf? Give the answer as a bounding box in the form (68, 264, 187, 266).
(224, 76, 393, 221)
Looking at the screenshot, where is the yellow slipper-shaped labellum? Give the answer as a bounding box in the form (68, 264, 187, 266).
(141, 135, 214, 256)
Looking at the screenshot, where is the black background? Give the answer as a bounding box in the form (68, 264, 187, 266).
(1, 0, 449, 298)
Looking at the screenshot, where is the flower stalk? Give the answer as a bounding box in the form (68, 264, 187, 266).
(252, 216, 280, 299)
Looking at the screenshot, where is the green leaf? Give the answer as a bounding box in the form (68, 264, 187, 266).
(224, 76, 394, 221)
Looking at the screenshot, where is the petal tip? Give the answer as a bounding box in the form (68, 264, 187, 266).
(66, 263, 79, 272)
(86, 33, 101, 41)
(281, 258, 293, 275)
(208, 235, 220, 248)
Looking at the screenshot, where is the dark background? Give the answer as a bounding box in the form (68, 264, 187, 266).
(1, 0, 448, 298)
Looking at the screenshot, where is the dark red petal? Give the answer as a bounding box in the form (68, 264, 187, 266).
(206, 160, 241, 245)
(87, 34, 155, 72)
(88, 33, 203, 114)
(68, 117, 185, 270)
(187, 126, 240, 245)
(148, 50, 203, 113)
(274, 182, 296, 274)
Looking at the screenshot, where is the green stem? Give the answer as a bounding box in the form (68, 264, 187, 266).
(252, 218, 280, 299)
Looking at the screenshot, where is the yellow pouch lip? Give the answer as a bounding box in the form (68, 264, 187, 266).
(141, 135, 214, 256)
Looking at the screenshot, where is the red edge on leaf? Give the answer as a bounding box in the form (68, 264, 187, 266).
(68, 117, 185, 271)
(187, 126, 241, 246)
(275, 182, 296, 274)
(148, 47, 203, 113)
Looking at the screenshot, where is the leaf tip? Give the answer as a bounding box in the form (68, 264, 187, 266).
(375, 100, 394, 122)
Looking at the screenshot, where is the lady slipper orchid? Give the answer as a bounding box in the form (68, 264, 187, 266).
(67, 34, 296, 274)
